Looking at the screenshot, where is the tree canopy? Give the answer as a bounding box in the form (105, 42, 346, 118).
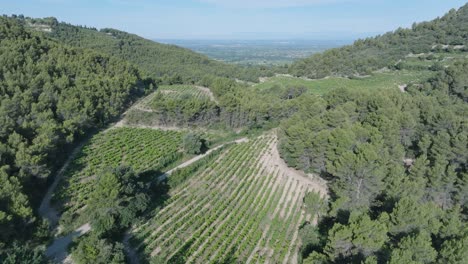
(0, 15, 148, 257)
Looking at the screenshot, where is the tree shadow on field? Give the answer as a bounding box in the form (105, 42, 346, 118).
(140, 169, 171, 214)
(221, 246, 238, 264)
(128, 169, 172, 263)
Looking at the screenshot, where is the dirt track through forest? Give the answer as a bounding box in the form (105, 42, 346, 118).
(39, 142, 86, 228)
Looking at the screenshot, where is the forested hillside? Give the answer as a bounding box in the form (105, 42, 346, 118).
(0, 16, 148, 260)
(279, 61, 467, 263)
(289, 4, 468, 78)
(23, 17, 270, 83)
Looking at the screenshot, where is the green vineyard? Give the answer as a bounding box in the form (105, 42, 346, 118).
(132, 134, 315, 263)
(56, 128, 183, 229)
(145, 85, 215, 105)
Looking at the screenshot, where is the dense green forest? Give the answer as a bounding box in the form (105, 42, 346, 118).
(0, 16, 149, 260)
(23, 17, 271, 83)
(289, 4, 468, 78)
(279, 61, 467, 263)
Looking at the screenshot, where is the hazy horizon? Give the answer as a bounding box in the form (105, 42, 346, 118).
(2, 0, 466, 40)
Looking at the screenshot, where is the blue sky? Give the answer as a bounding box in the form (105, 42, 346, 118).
(2, 0, 467, 40)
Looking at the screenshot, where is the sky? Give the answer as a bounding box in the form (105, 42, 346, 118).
(1, 0, 467, 40)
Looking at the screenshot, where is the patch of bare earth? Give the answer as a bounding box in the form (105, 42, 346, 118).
(399, 84, 408, 93)
(195, 86, 219, 104)
(246, 132, 328, 264)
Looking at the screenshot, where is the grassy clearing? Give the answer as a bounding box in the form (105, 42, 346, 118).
(253, 70, 434, 95)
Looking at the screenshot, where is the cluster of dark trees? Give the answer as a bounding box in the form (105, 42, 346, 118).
(70, 166, 149, 264)
(279, 61, 467, 263)
(289, 4, 468, 78)
(0, 16, 149, 261)
(23, 17, 273, 83)
(127, 92, 220, 127)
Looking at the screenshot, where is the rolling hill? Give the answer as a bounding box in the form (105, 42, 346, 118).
(24, 17, 269, 83)
(289, 3, 468, 78)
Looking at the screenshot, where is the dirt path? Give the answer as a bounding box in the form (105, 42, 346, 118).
(45, 223, 91, 263)
(245, 132, 327, 263)
(283, 211, 305, 264)
(39, 142, 86, 228)
(270, 136, 328, 197)
(195, 86, 219, 104)
(399, 84, 407, 92)
(157, 137, 248, 182)
(123, 232, 139, 264)
(152, 139, 262, 262)
(113, 121, 183, 131)
(141, 140, 256, 249)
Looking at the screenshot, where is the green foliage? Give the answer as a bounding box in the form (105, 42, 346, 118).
(0, 166, 32, 240)
(182, 133, 203, 155)
(24, 17, 270, 83)
(438, 234, 468, 264)
(303, 251, 329, 264)
(71, 234, 125, 264)
(0, 242, 48, 264)
(389, 197, 442, 236)
(128, 76, 302, 129)
(168, 143, 229, 188)
(133, 136, 306, 263)
(0, 15, 145, 249)
(254, 71, 434, 96)
(1, 6, 467, 264)
(283, 58, 467, 264)
(130, 85, 220, 127)
(324, 213, 387, 261)
(425, 60, 468, 101)
(87, 166, 149, 236)
(327, 143, 386, 210)
(57, 128, 182, 231)
(389, 232, 437, 264)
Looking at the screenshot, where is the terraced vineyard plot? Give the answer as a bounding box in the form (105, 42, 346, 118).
(56, 128, 183, 229)
(142, 85, 216, 107)
(132, 133, 325, 264)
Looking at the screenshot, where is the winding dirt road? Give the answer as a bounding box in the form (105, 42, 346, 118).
(157, 137, 248, 182)
(39, 142, 86, 228)
(45, 223, 91, 263)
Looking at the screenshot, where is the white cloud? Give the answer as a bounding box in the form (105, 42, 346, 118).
(198, 0, 358, 8)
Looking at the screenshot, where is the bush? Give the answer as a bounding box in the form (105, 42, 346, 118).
(71, 234, 125, 264)
(182, 133, 203, 155)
